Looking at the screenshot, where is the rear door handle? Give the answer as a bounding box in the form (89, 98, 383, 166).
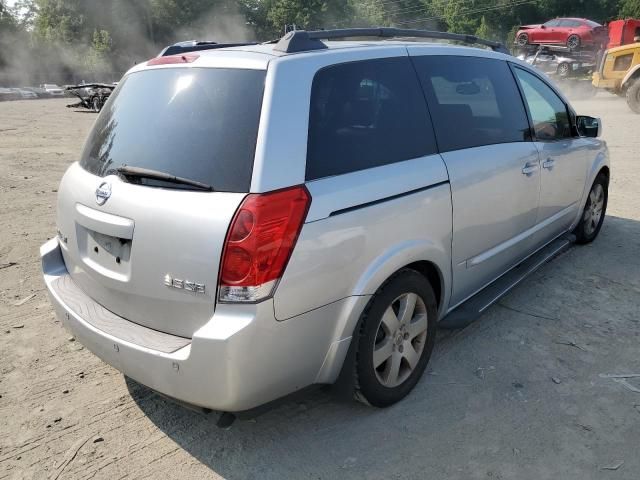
(522, 162, 539, 176)
(542, 158, 555, 170)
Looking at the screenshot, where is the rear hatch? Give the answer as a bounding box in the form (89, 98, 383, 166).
(56, 65, 266, 338)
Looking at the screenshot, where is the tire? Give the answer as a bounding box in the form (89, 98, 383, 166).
(353, 269, 437, 407)
(626, 80, 640, 114)
(557, 63, 571, 78)
(516, 33, 529, 47)
(567, 34, 581, 50)
(91, 97, 101, 113)
(574, 173, 608, 244)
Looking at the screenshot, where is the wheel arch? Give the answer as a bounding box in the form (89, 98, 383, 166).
(622, 64, 640, 89)
(571, 149, 610, 231)
(350, 239, 451, 319)
(327, 254, 448, 391)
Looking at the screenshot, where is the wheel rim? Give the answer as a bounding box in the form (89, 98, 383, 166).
(517, 34, 528, 46)
(583, 183, 604, 236)
(558, 64, 569, 76)
(567, 36, 579, 49)
(372, 292, 428, 388)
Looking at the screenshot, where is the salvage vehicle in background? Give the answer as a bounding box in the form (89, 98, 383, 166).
(518, 46, 596, 77)
(607, 19, 640, 49)
(593, 41, 640, 113)
(22, 87, 51, 98)
(516, 18, 608, 50)
(9, 88, 38, 99)
(0, 87, 20, 101)
(40, 83, 65, 96)
(66, 83, 116, 112)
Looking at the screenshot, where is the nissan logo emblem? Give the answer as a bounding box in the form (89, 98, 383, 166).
(95, 182, 112, 206)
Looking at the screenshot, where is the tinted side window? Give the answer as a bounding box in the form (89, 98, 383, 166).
(513, 68, 572, 141)
(544, 20, 560, 27)
(412, 56, 530, 152)
(306, 57, 436, 181)
(559, 20, 582, 27)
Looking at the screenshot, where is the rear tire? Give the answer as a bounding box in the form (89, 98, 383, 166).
(92, 97, 101, 113)
(574, 173, 608, 244)
(626, 80, 640, 114)
(567, 35, 581, 50)
(567, 34, 581, 50)
(354, 269, 437, 407)
(517, 33, 529, 47)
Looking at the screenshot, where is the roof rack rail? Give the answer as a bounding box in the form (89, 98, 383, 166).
(158, 40, 258, 57)
(273, 28, 511, 55)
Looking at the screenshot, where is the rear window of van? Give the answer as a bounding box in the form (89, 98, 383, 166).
(80, 67, 266, 192)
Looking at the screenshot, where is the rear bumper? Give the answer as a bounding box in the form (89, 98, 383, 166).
(41, 238, 366, 412)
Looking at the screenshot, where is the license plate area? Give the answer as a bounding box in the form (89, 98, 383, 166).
(77, 225, 132, 281)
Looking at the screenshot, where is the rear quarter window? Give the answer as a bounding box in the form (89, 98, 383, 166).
(306, 56, 437, 181)
(80, 67, 266, 192)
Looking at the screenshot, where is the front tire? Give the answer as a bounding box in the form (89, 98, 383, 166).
(626, 80, 640, 114)
(574, 173, 608, 244)
(354, 269, 437, 407)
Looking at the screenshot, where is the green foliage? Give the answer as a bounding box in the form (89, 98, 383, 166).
(620, 0, 640, 17)
(261, 0, 354, 34)
(2, 0, 638, 85)
(85, 29, 112, 73)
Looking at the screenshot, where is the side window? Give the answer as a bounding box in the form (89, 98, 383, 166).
(412, 55, 531, 152)
(514, 68, 572, 141)
(613, 54, 633, 71)
(544, 19, 560, 27)
(306, 57, 436, 181)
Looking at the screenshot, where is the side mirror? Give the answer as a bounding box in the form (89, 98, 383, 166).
(576, 115, 602, 138)
(540, 25, 547, 29)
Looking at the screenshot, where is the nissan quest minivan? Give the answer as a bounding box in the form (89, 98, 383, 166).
(41, 29, 609, 414)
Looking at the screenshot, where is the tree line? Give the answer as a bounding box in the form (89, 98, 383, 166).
(1, 0, 640, 85)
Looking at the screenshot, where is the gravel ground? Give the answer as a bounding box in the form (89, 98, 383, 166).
(0, 96, 639, 480)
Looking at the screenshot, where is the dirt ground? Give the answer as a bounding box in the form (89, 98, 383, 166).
(0, 96, 639, 480)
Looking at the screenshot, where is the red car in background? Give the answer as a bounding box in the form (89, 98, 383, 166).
(516, 18, 608, 50)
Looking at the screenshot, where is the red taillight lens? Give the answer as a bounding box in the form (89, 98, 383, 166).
(218, 185, 311, 303)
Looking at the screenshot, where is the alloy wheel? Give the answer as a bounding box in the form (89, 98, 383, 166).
(567, 35, 580, 49)
(584, 183, 605, 237)
(558, 63, 570, 77)
(372, 293, 428, 388)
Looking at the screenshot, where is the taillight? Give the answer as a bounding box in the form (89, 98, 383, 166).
(218, 185, 311, 303)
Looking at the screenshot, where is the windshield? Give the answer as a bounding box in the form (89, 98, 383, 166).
(79, 67, 266, 192)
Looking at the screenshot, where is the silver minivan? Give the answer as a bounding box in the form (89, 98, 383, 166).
(41, 29, 609, 414)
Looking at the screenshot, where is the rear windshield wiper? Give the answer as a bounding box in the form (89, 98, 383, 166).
(115, 165, 214, 191)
